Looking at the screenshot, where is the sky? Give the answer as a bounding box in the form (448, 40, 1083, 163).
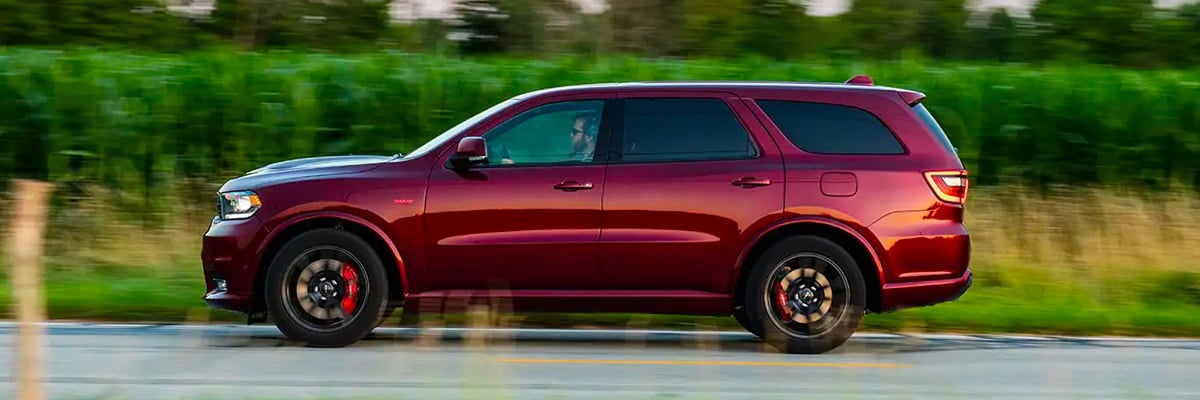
(390, 0, 1200, 20)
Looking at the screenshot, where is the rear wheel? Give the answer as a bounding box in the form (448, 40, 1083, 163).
(743, 235, 866, 354)
(265, 228, 389, 347)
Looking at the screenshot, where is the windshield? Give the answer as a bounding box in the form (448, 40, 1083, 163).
(401, 97, 521, 159)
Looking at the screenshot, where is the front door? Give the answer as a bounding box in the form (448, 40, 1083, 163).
(425, 94, 615, 291)
(598, 91, 785, 293)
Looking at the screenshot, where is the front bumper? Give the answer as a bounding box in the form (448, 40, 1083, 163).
(201, 216, 268, 314)
(878, 267, 973, 312)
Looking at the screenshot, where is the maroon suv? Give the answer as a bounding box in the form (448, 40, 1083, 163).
(201, 76, 972, 354)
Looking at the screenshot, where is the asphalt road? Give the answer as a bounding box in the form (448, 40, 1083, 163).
(0, 322, 1197, 400)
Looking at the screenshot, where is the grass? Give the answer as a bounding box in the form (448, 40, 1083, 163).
(0, 184, 1197, 337)
(2, 48, 1200, 213)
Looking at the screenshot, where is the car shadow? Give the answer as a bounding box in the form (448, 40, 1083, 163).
(196, 325, 1200, 355)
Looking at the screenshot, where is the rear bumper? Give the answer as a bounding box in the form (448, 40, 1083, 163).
(878, 267, 972, 312)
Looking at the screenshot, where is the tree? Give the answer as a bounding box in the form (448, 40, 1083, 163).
(680, 0, 752, 58)
(1030, 0, 1155, 65)
(1140, 3, 1200, 67)
(0, 0, 49, 45)
(741, 0, 811, 60)
(841, 0, 922, 59)
(290, 0, 392, 50)
(972, 7, 1019, 62)
(450, 0, 579, 55)
(605, 0, 686, 57)
(915, 0, 968, 59)
(210, 0, 392, 50)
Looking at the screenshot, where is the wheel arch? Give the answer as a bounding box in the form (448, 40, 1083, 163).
(731, 218, 885, 313)
(253, 211, 408, 313)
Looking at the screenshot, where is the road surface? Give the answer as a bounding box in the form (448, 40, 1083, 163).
(1, 322, 1197, 399)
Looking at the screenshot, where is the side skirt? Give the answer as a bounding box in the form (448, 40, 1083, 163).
(401, 290, 731, 316)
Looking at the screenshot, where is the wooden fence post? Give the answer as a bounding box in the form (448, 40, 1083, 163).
(9, 179, 54, 400)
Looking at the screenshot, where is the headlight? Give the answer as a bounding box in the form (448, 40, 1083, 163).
(218, 190, 262, 220)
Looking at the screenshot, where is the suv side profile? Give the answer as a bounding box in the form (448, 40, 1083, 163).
(201, 76, 972, 354)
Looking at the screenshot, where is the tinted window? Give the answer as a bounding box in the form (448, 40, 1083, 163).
(620, 98, 756, 163)
(756, 100, 904, 155)
(912, 103, 958, 155)
(480, 100, 605, 165)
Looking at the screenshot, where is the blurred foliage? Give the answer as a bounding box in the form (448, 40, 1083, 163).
(0, 49, 1199, 221)
(0, 1, 1198, 68)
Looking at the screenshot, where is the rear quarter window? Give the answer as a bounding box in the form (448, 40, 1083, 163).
(755, 100, 905, 155)
(911, 103, 958, 155)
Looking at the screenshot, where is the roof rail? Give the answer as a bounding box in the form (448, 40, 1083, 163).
(845, 75, 874, 86)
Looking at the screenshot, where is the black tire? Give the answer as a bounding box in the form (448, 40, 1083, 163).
(264, 228, 389, 347)
(743, 235, 866, 354)
(375, 305, 398, 329)
(732, 307, 763, 338)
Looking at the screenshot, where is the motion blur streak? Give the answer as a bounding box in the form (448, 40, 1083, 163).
(495, 358, 909, 368)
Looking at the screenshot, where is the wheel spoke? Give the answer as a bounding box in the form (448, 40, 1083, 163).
(785, 269, 804, 288)
(295, 281, 309, 299)
(299, 297, 316, 313)
(319, 259, 335, 272)
(298, 267, 314, 285)
(329, 306, 346, 320)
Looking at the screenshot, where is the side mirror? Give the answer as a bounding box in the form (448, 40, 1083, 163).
(450, 137, 488, 169)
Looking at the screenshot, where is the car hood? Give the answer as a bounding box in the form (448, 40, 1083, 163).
(245, 155, 394, 175)
(220, 154, 396, 192)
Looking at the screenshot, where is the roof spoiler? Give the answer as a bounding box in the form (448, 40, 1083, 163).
(845, 75, 925, 105)
(898, 90, 925, 106)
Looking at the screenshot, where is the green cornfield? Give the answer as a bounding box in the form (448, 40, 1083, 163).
(1, 48, 1199, 217)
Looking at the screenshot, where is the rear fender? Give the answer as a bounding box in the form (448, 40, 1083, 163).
(729, 216, 886, 298)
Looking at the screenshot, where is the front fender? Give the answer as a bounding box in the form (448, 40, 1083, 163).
(257, 209, 409, 295)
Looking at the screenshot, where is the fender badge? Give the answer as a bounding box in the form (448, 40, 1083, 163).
(393, 199, 414, 205)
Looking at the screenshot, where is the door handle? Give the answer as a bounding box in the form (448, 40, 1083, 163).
(732, 177, 772, 188)
(554, 181, 593, 191)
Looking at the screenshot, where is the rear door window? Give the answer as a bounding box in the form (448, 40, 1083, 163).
(618, 98, 758, 163)
(756, 100, 905, 155)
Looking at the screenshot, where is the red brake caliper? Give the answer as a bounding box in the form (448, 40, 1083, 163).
(341, 263, 360, 315)
(774, 281, 791, 320)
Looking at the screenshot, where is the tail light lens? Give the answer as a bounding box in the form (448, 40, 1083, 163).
(924, 170, 969, 204)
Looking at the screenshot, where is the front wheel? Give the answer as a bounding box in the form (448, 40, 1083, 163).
(732, 307, 763, 338)
(743, 235, 866, 354)
(264, 228, 390, 347)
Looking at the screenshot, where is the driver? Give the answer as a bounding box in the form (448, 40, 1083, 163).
(500, 110, 599, 164)
(567, 110, 599, 162)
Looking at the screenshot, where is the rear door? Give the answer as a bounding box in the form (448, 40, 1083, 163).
(597, 91, 785, 293)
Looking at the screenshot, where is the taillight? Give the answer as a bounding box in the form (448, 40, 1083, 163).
(924, 170, 969, 204)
